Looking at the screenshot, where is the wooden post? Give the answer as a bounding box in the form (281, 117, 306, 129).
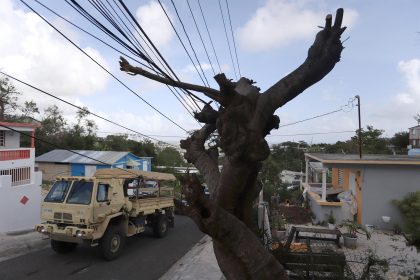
(305, 158, 309, 191)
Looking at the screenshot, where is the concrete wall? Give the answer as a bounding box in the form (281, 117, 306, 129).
(307, 193, 353, 224)
(0, 171, 42, 232)
(37, 162, 70, 181)
(362, 165, 420, 229)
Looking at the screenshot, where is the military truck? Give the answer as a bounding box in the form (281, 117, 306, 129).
(36, 168, 176, 260)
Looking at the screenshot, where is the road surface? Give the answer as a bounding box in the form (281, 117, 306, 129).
(0, 215, 203, 280)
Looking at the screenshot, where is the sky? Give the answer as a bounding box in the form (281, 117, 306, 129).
(1, 0, 420, 146)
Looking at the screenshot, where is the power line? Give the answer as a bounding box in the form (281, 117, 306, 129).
(267, 130, 355, 137)
(32, 0, 155, 73)
(0, 123, 143, 177)
(34, 0, 200, 120)
(186, 0, 216, 76)
(0, 71, 178, 147)
(156, 0, 209, 88)
(197, 0, 222, 74)
(169, 0, 211, 87)
(280, 109, 342, 128)
(21, 0, 189, 133)
(224, 0, 241, 77)
(95, 0, 203, 114)
(218, 0, 237, 79)
(110, 0, 205, 110)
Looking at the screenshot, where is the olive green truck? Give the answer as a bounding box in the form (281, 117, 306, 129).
(36, 168, 176, 260)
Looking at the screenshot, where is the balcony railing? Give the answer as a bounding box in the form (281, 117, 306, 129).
(0, 149, 31, 161)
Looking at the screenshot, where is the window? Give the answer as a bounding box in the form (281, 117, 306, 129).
(0, 131, 5, 147)
(66, 181, 94, 205)
(44, 180, 71, 203)
(97, 183, 110, 202)
(0, 167, 31, 186)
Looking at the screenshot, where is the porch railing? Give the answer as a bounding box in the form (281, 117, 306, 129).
(0, 149, 31, 161)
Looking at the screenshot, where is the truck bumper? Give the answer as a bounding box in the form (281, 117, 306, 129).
(36, 223, 94, 243)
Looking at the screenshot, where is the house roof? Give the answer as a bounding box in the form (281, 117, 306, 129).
(36, 149, 139, 165)
(305, 153, 420, 166)
(408, 125, 420, 129)
(0, 121, 40, 131)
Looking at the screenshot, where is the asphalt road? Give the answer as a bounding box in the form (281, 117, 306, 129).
(0, 215, 203, 280)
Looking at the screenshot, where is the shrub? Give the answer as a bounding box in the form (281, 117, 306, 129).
(393, 191, 420, 247)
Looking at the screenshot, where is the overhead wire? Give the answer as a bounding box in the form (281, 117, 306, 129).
(33, 0, 201, 121)
(167, 0, 211, 87)
(155, 0, 208, 89)
(218, 0, 237, 79)
(32, 0, 154, 72)
(115, 0, 205, 110)
(0, 71, 178, 147)
(197, 0, 222, 74)
(21, 0, 189, 133)
(224, 0, 241, 77)
(186, 0, 216, 77)
(92, 0, 201, 115)
(267, 130, 355, 137)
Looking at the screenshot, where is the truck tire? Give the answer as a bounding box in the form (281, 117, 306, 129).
(100, 226, 126, 261)
(153, 214, 168, 238)
(50, 240, 78, 254)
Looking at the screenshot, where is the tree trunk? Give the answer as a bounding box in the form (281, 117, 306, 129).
(120, 9, 346, 280)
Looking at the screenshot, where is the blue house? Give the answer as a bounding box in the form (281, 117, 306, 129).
(36, 149, 152, 181)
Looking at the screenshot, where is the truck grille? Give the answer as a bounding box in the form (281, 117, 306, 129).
(54, 212, 73, 223)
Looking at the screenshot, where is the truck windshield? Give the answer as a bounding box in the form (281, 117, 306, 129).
(44, 180, 71, 203)
(66, 181, 94, 205)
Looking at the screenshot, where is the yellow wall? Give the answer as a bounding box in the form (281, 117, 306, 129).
(332, 168, 339, 189)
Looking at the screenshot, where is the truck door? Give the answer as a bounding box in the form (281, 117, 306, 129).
(93, 183, 112, 222)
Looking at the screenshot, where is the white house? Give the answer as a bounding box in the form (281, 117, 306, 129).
(0, 121, 42, 232)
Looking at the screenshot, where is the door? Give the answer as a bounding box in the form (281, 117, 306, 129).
(93, 183, 112, 222)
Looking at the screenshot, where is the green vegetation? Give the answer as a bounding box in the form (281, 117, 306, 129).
(393, 191, 420, 247)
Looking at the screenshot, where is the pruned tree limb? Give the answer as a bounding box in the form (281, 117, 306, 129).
(261, 8, 346, 115)
(119, 57, 222, 102)
(180, 124, 220, 192)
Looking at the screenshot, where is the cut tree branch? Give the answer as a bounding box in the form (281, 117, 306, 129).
(261, 8, 346, 115)
(180, 124, 220, 192)
(119, 57, 222, 102)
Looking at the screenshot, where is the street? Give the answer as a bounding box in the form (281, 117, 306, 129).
(0, 215, 203, 280)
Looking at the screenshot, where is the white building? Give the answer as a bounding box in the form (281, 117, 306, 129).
(0, 121, 42, 232)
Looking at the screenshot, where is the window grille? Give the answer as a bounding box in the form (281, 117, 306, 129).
(0, 166, 31, 186)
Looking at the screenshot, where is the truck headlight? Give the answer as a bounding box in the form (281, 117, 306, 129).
(76, 230, 83, 237)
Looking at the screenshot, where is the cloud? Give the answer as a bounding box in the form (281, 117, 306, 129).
(394, 59, 420, 105)
(136, 1, 175, 48)
(238, 0, 358, 52)
(0, 0, 109, 102)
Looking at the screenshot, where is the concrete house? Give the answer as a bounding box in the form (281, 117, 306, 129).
(36, 149, 152, 181)
(0, 121, 42, 232)
(408, 125, 420, 155)
(303, 153, 420, 229)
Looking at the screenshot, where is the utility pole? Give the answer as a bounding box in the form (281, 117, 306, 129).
(355, 95, 362, 158)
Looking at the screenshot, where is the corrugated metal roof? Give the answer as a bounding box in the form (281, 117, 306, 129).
(35, 149, 131, 165)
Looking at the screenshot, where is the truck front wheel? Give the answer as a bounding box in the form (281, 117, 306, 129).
(50, 240, 78, 253)
(100, 226, 126, 261)
(153, 214, 168, 238)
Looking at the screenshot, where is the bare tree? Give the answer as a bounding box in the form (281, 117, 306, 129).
(120, 9, 346, 279)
